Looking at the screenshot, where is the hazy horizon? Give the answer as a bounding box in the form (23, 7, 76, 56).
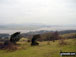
(0, 0, 76, 25)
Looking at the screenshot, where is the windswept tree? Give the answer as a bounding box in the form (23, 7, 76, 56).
(10, 32, 21, 44)
(31, 34, 41, 46)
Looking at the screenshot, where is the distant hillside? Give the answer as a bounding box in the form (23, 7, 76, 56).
(59, 30, 76, 34)
(21, 30, 76, 38)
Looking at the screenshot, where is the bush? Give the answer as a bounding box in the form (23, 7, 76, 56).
(2, 41, 17, 51)
(59, 38, 67, 45)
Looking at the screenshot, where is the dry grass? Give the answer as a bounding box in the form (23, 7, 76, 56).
(0, 39, 76, 57)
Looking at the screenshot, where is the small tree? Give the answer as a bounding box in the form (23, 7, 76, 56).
(10, 32, 21, 44)
(52, 31, 59, 42)
(46, 33, 51, 45)
(31, 34, 40, 46)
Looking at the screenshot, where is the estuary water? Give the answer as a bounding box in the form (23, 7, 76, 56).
(0, 26, 76, 34)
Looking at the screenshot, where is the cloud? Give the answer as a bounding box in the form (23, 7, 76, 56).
(0, 0, 76, 25)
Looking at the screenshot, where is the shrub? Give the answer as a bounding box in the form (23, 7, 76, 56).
(59, 38, 67, 45)
(3, 41, 17, 51)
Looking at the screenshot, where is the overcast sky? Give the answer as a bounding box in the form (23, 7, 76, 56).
(0, 0, 76, 25)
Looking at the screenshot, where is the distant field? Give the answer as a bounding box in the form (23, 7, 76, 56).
(0, 39, 76, 57)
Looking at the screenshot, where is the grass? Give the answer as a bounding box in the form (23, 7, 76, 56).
(0, 38, 76, 57)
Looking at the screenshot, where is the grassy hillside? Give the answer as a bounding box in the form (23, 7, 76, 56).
(0, 39, 76, 57)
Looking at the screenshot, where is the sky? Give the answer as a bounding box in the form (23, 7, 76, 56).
(0, 0, 76, 25)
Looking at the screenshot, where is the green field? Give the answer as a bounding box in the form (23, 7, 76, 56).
(0, 39, 76, 57)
